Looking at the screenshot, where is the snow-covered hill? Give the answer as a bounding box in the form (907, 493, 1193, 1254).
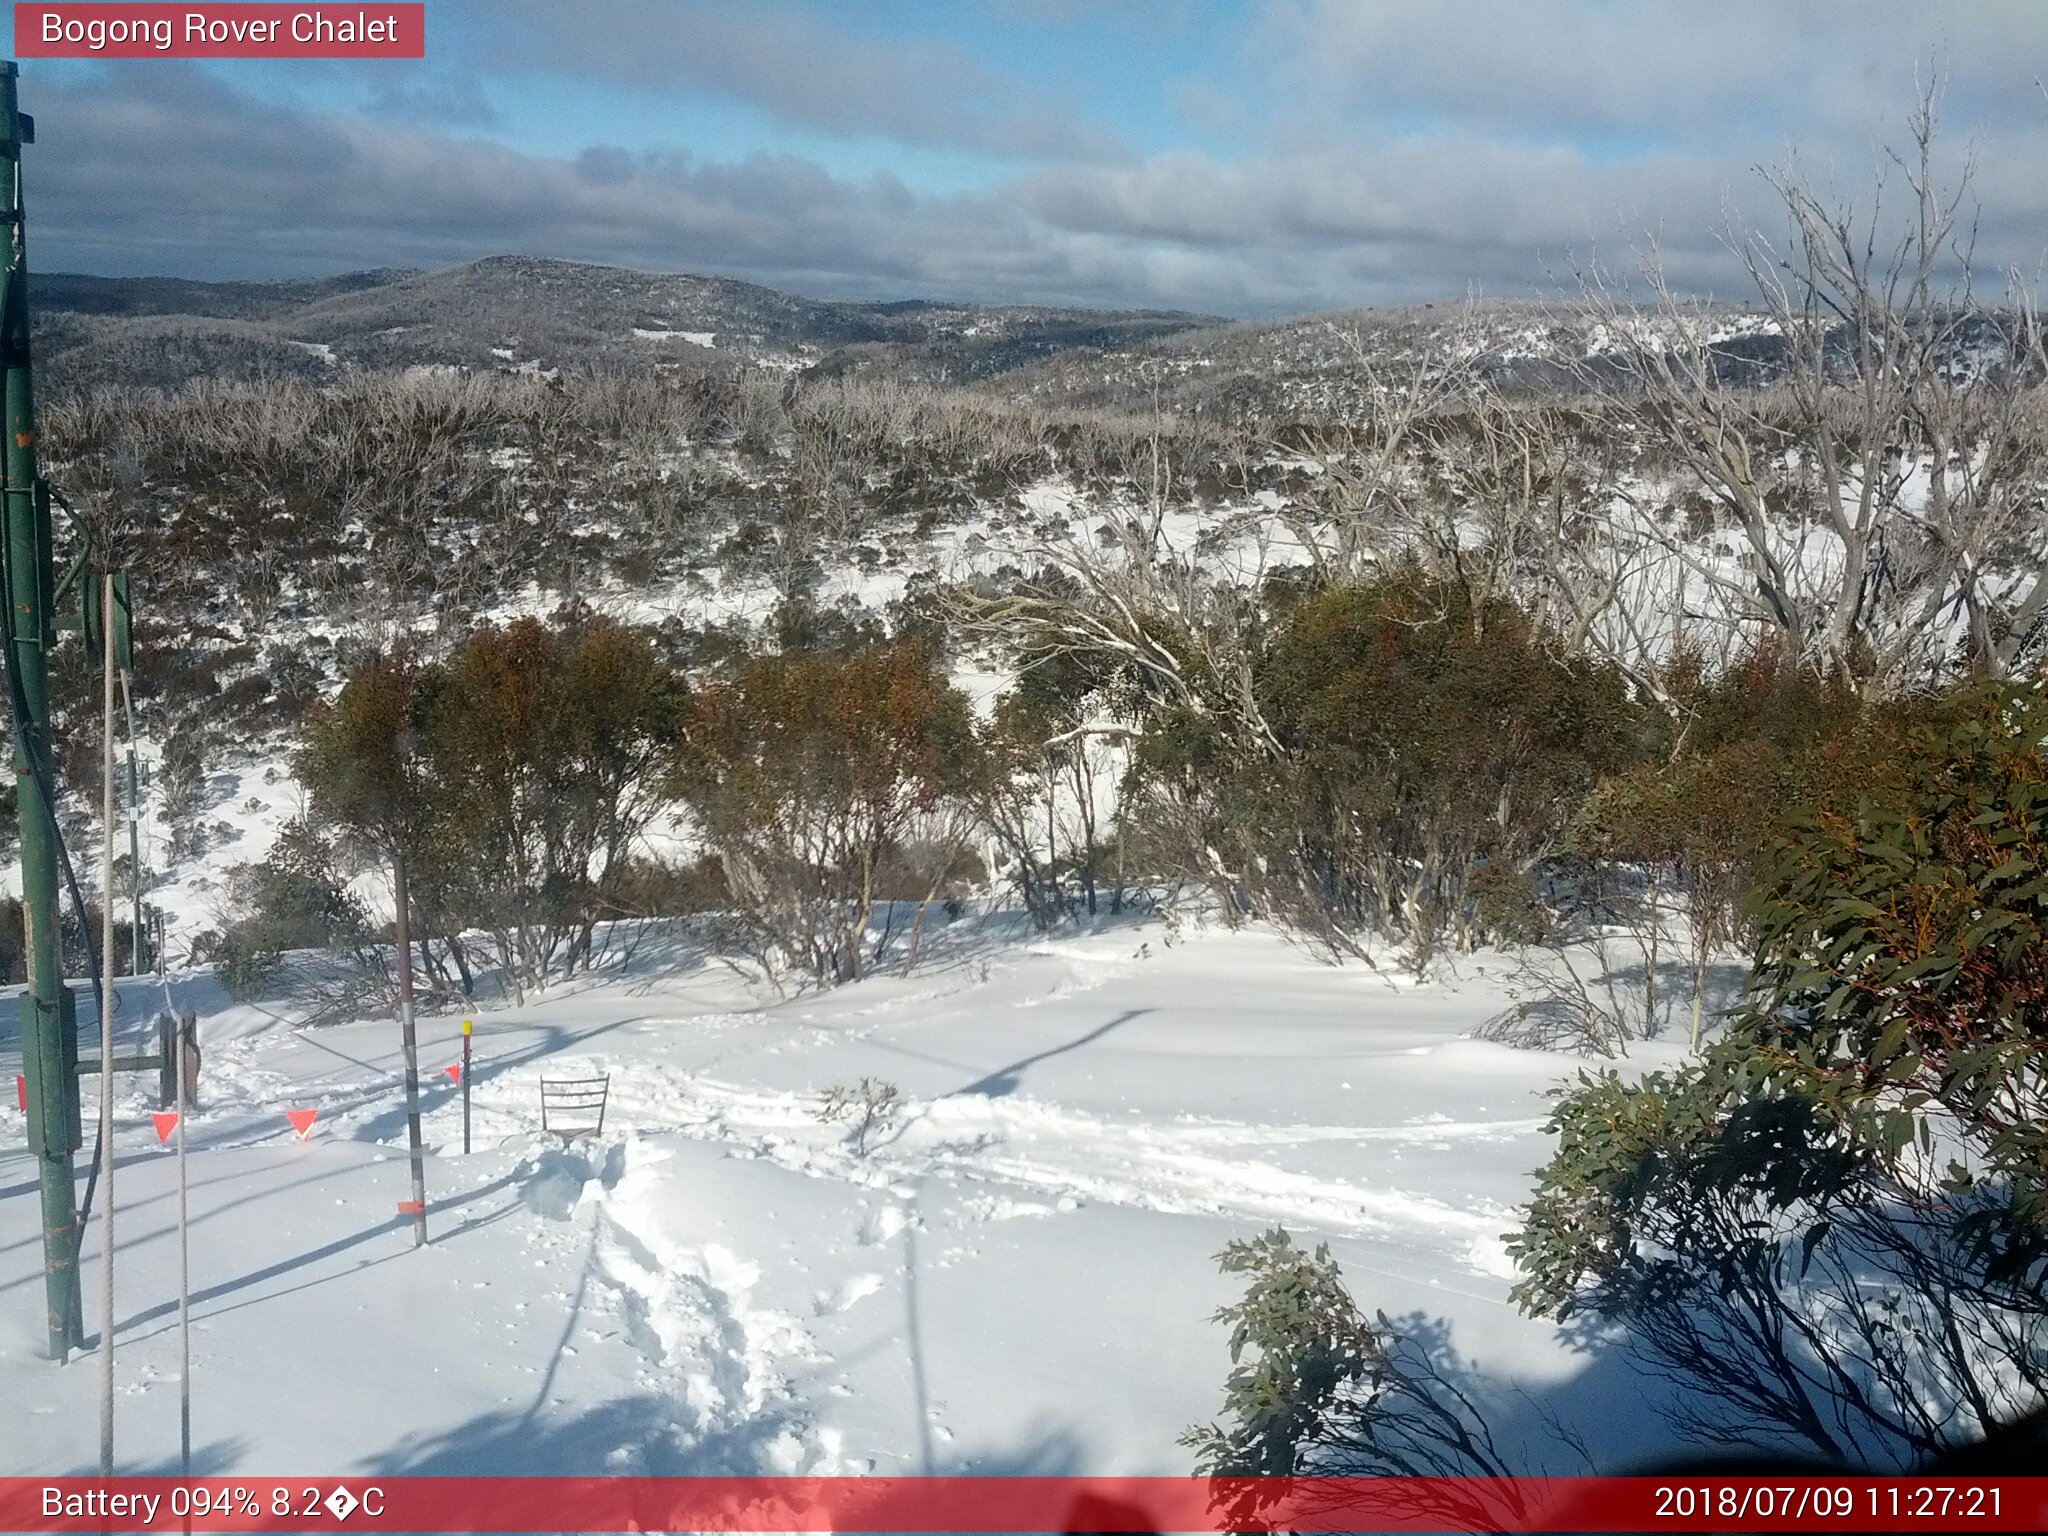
(33, 257, 1221, 392)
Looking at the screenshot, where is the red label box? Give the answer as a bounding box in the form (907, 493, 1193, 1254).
(3, 1476, 2045, 1533)
(14, 4, 425, 59)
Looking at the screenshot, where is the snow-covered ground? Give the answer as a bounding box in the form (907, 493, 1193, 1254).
(0, 918, 1697, 1478)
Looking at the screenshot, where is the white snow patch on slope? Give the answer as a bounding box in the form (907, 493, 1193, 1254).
(633, 328, 715, 347)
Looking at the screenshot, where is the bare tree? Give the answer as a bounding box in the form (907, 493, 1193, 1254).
(1575, 92, 2048, 696)
(1261, 314, 1486, 586)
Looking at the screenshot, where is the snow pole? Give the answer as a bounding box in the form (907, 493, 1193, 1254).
(393, 850, 429, 1246)
(96, 569, 116, 1473)
(461, 1019, 472, 1156)
(116, 605, 143, 973)
(175, 1012, 190, 1477)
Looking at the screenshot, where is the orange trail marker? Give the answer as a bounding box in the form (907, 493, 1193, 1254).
(286, 1108, 319, 1140)
(13, 1074, 22, 1112)
(396, 1200, 425, 1216)
(442, 1064, 461, 1083)
(153, 1111, 179, 1145)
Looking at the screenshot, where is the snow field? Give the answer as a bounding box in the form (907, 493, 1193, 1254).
(2, 921, 1693, 1477)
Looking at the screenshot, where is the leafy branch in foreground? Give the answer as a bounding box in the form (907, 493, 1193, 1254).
(1183, 1229, 1578, 1528)
(1510, 681, 2048, 1467)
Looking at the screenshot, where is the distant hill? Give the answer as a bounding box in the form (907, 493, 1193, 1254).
(33, 259, 2028, 413)
(28, 256, 1224, 393)
(29, 268, 419, 321)
(969, 298, 1772, 417)
(967, 297, 2039, 417)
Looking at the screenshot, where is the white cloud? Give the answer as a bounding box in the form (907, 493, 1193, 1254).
(22, 1, 2048, 317)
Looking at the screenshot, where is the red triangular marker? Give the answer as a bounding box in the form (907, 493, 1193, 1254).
(442, 1064, 461, 1083)
(153, 1111, 180, 1145)
(286, 1108, 319, 1139)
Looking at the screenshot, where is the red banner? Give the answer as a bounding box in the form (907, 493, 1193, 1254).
(1, 1476, 2043, 1532)
(14, 4, 424, 59)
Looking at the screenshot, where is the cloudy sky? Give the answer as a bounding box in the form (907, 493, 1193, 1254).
(17, 0, 2048, 316)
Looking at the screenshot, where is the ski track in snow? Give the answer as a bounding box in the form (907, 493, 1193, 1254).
(621, 1067, 1525, 1244)
(213, 1015, 1533, 1276)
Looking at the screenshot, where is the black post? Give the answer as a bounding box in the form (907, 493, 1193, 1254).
(178, 1011, 198, 1110)
(461, 1018, 472, 1156)
(157, 1012, 174, 1111)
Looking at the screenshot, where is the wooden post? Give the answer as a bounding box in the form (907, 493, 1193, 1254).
(461, 1018, 472, 1156)
(393, 849, 428, 1246)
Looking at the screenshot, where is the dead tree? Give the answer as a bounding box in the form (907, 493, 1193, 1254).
(1573, 93, 2048, 696)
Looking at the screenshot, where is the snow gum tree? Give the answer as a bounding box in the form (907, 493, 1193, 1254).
(1131, 567, 1648, 968)
(296, 643, 457, 997)
(1573, 100, 2048, 696)
(425, 616, 679, 992)
(671, 642, 980, 985)
(1564, 643, 1877, 1047)
(297, 619, 681, 1000)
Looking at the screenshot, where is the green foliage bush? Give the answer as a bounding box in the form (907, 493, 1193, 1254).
(1509, 680, 2048, 1464)
(1182, 1229, 1383, 1478)
(206, 821, 372, 1003)
(1183, 1228, 1538, 1524)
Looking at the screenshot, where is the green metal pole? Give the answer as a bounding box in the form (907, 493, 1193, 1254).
(2, 60, 82, 1361)
(124, 677, 141, 972)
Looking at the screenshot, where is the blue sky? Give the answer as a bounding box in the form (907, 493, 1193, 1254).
(16, 1, 2048, 315)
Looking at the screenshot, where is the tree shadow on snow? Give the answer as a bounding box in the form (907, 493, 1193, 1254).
(35, 1439, 247, 1478)
(949, 1008, 1152, 1099)
(364, 1396, 1093, 1481)
(1300, 1302, 1758, 1482)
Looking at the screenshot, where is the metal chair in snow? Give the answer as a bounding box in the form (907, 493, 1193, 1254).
(539, 1074, 610, 1141)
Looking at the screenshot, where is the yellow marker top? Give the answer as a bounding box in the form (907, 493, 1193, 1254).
(462, 1019, 473, 1035)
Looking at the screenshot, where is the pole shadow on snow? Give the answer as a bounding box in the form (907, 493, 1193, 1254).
(287, 1029, 391, 1077)
(521, 1242, 599, 1433)
(0, 1144, 372, 1285)
(105, 1167, 525, 1343)
(0, 1144, 165, 1207)
(36, 1440, 247, 1479)
(950, 1009, 1151, 1099)
(5, 1146, 527, 1313)
(902, 1180, 934, 1474)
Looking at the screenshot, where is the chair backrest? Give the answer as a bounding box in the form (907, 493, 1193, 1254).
(540, 1074, 610, 1138)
